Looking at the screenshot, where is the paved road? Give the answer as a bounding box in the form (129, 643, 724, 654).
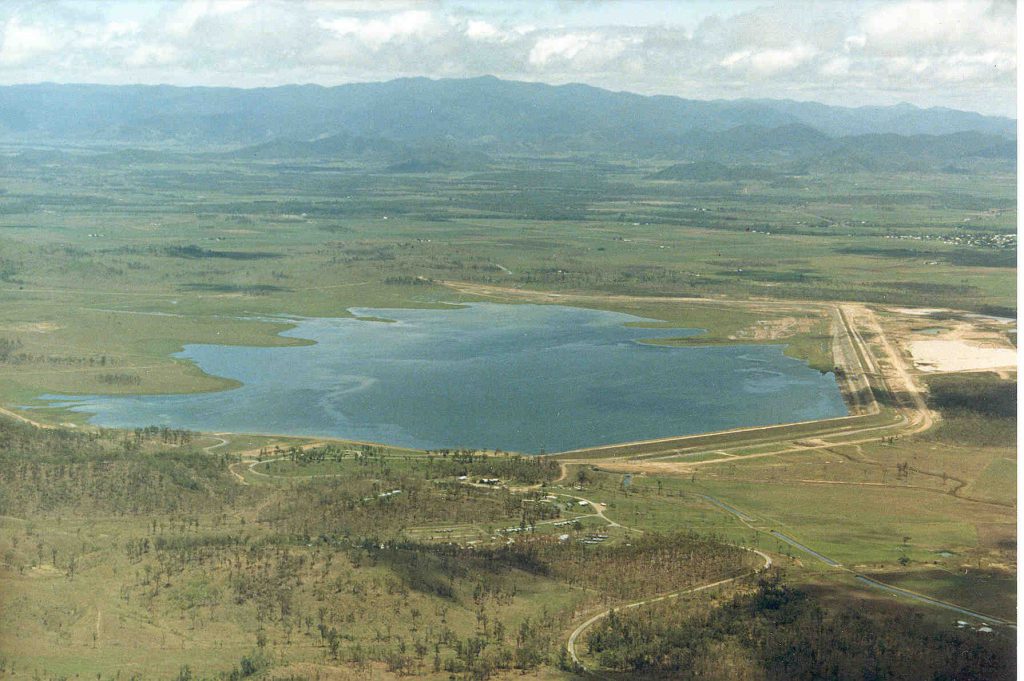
(699, 492, 1014, 627)
(854, 576, 1009, 626)
(769, 530, 840, 567)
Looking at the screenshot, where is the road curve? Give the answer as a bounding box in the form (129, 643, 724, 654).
(202, 434, 229, 453)
(565, 548, 772, 675)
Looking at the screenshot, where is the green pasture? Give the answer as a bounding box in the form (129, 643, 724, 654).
(0, 155, 1014, 417)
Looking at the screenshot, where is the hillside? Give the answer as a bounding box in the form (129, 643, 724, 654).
(0, 77, 1013, 157)
(649, 161, 781, 181)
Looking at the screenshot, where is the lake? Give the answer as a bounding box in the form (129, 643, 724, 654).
(44, 303, 848, 453)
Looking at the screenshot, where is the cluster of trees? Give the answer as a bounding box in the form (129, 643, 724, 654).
(926, 372, 1015, 419)
(266, 442, 388, 465)
(319, 532, 751, 610)
(0, 419, 236, 518)
(278, 443, 349, 464)
(924, 372, 1017, 447)
(0, 336, 22, 361)
(496, 263, 718, 298)
(530, 531, 750, 600)
(126, 526, 748, 679)
(260, 473, 553, 539)
(423, 451, 562, 484)
(586, 570, 1014, 680)
(0, 347, 114, 367)
(175, 651, 269, 681)
(0, 415, 107, 461)
(97, 372, 142, 385)
(129, 425, 195, 445)
(123, 529, 576, 680)
(0, 451, 237, 517)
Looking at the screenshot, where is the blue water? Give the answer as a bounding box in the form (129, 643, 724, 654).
(43, 303, 847, 453)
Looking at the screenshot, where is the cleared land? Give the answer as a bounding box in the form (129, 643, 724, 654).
(909, 339, 1017, 372)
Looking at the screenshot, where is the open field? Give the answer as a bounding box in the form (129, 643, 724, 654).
(547, 299, 1015, 631)
(0, 148, 1015, 679)
(0, 151, 1013, 417)
(0, 390, 1014, 679)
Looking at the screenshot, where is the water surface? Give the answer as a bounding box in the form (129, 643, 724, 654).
(44, 303, 847, 452)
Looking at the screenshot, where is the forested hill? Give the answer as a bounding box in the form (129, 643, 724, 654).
(0, 76, 1014, 156)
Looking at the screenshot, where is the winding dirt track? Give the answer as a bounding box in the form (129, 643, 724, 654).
(227, 441, 332, 484)
(0, 405, 53, 429)
(202, 434, 229, 453)
(565, 549, 774, 676)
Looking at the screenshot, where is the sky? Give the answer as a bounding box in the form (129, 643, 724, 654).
(0, 0, 1016, 116)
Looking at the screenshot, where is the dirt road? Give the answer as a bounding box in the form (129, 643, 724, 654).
(565, 548, 773, 675)
(0, 405, 54, 429)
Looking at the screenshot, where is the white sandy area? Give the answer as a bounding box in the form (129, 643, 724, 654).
(892, 307, 949, 317)
(909, 340, 1017, 373)
(891, 307, 1015, 325)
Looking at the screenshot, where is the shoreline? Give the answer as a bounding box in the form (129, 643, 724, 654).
(2, 294, 880, 454)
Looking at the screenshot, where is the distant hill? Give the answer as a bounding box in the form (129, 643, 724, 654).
(649, 161, 780, 181)
(382, 141, 493, 173)
(384, 151, 491, 173)
(803, 131, 1018, 172)
(0, 77, 1012, 158)
(643, 128, 1015, 173)
(224, 132, 400, 161)
(743, 99, 1016, 138)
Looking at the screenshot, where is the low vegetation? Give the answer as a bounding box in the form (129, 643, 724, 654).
(923, 372, 1016, 446)
(0, 417, 760, 680)
(0, 79, 1014, 680)
(585, 571, 1014, 680)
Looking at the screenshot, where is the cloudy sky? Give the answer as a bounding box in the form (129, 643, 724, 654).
(0, 0, 1016, 116)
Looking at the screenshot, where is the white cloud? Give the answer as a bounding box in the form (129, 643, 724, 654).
(0, 17, 59, 65)
(819, 56, 851, 77)
(166, 0, 253, 37)
(0, 0, 1012, 116)
(843, 34, 866, 51)
(861, 0, 1014, 52)
(527, 32, 631, 69)
(465, 20, 499, 41)
(721, 43, 817, 75)
(529, 34, 592, 65)
(125, 44, 181, 68)
(319, 10, 435, 49)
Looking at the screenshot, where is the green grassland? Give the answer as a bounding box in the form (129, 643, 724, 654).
(0, 407, 1014, 679)
(0, 418, 764, 680)
(0, 154, 1015, 413)
(537, 361, 1017, 632)
(0, 347, 1015, 679)
(0, 151, 1015, 679)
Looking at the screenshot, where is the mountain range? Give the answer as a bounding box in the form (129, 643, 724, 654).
(0, 76, 1014, 168)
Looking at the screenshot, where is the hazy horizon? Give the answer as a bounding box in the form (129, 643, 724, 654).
(1, 0, 1016, 116)
(2, 73, 1013, 120)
